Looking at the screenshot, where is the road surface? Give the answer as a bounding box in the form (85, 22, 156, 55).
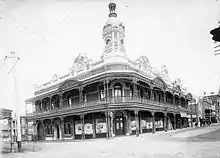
(1, 123, 220, 158)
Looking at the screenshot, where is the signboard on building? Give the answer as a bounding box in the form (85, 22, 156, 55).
(155, 120, 163, 128)
(141, 120, 147, 129)
(84, 123, 93, 135)
(130, 120, 136, 131)
(75, 121, 82, 135)
(146, 122, 153, 129)
(96, 118, 106, 133)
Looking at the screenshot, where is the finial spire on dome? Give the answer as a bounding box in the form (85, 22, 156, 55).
(108, 2, 117, 17)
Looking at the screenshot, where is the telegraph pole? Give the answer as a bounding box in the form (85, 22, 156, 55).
(5, 52, 22, 152)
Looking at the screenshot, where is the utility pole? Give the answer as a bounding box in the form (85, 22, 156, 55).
(9, 116, 14, 152)
(5, 52, 22, 152)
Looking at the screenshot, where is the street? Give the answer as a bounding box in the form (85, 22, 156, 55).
(2, 123, 220, 158)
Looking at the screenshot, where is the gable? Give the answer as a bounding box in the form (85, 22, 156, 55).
(59, 79, 80, 91)
(153, 77, 166, 88)
(174, 85, 181, 92)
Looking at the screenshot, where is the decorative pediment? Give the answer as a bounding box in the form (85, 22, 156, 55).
(51, 74, 59, 82)
(161, 65, 168, 75)
(59, 79, 80, 91)
(173, 78, 181, 86)
(153, 77, 166, 88)
(174, 85, 181, 92)
(186, 93, 193, 101)
(173, 78, 183, 92)
(70, 53, 93, 75)
(135, 55, 150, 72)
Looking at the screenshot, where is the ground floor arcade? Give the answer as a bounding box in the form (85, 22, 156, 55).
(34, 110, 190, 141)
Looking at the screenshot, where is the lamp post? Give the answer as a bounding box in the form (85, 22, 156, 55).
(5, 52, 22, 152)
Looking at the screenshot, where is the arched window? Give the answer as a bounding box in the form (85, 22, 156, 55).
(154, 92, 156, 101)
(158, 93, 161, 102)
(106, 39, 111, 45)
(129, 89, 133, 99)
(68, 98, 72, 106)
(100, 89, 105, 100)
(114, 83, 122, 97)
(100, 85, 105, 100)
(46, 101, 50, 111)
(120, 39, 124, 45)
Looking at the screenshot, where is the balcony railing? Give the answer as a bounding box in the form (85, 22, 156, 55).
(27, 96, 188, 117)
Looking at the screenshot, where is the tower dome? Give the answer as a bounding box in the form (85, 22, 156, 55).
(101, 2, 126, 59)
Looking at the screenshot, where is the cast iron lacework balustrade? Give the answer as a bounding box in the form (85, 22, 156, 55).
(28, 96, 187, 117)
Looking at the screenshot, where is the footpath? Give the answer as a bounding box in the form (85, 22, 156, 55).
(171, 123, 220, 138)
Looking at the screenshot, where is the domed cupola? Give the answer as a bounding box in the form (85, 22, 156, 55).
(101, 2, 126, 59)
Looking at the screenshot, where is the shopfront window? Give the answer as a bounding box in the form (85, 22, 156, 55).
(64, 123, 72, 135)
(46, 125, 52, 135)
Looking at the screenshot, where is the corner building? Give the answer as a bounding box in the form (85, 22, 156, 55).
(26, 3, 196, 141)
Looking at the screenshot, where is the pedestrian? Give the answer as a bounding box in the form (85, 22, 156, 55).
(195, 122, 198, 127)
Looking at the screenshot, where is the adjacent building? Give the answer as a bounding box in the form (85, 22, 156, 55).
(0, 108, 13, 142)
(25, 2, 196, 141)
(10, 115, 31, 142)
(187, 98, 198, 126)
(198, 90, 220, 123)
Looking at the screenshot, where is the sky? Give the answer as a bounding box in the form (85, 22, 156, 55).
(0, 0, 220, 114)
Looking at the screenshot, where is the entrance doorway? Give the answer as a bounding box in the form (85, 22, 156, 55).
(115, 111, 124, 135)
(56, 124, 60, 139)
(37, 122, 43, 140)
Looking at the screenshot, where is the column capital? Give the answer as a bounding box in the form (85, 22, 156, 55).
(106, 78, 109, 84)
(105, 111, 113, 117)
(109, 111, 114, 118)
(164, 112, 167, 116)
(80, 114, 84, 119)
(151, 111, 155, 116)
(79, 86, 84, 91)
(132, 77, 138, 84)
(39, 119, 44, 123)
(103, 79, 109, 85)
(104, 80, 106, 85)
(59, 92, 64, 97)
(134, 109, 139, 115)
(33, 120, 37, 125)
(59, 116, 64, 122)
(104, 111, 108, 117)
